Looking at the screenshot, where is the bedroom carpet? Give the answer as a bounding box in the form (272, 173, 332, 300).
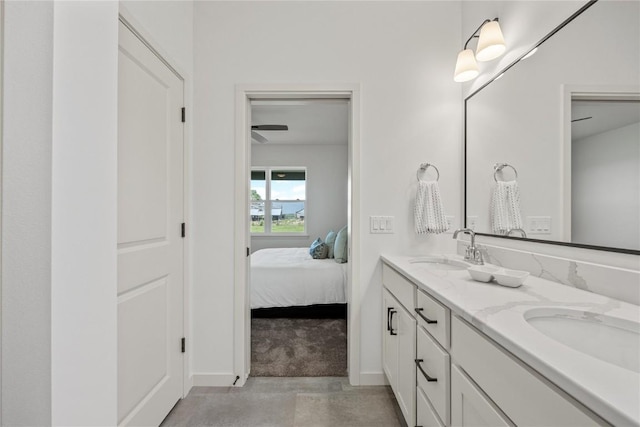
(251, 318, 347, 377)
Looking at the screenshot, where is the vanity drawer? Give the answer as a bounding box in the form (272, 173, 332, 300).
(451, 315, 605, 426)
(382, 263, 415, 311)
(416, 325, 450, 425)
(416, 288, 450, 348)
(417, 385, 445, 427)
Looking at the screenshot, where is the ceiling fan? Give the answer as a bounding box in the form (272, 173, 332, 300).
(251, 124, 288, 143)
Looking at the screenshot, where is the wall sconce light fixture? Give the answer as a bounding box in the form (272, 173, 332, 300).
(454, 18, 506, 82)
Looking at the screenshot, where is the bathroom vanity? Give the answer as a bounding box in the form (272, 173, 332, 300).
(381, 254, 639, 427)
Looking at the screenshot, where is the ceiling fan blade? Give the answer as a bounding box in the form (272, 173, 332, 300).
(251, 124, 289, 131)
(251, 130, 269, 144)
(571, 116, 593, 123)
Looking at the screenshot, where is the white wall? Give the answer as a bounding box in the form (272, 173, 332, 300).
(2, 2, 53, 424)
(251, 144, 348, 252)
(193, 1, 462, 383)
(2, 1, 194, 424)
(572, 122, 640, 249)
(51, 2, 119, 425)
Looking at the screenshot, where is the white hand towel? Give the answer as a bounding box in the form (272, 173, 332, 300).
(415, 180, 449, 234)
(490, 180, 523, 234)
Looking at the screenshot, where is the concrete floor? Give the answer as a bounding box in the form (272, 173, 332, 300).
(160, 377, 405, 427)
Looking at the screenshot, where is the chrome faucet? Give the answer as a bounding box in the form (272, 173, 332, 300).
(453, 228, 484, 265)
(506, 228, 527, 238)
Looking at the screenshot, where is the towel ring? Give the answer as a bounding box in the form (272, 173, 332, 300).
(493, 163, 518, 182)
(417, 163, 440, 182)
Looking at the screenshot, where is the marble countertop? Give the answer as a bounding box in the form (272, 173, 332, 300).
(381, 253, 640, 426)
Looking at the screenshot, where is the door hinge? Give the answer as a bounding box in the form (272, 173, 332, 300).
(181, 107, 186, 123)
(247, 247, 250, 257)
(181, 337, 186, 353)
(181, 223, 186, 238)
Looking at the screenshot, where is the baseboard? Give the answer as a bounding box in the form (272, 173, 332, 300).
(192, 373, 238, 387)
(358, 371, 388, 386)
(184, 374, 194, 397)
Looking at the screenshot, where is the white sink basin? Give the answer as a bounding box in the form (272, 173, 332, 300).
(408, 256, 469, 271)
(524, 308, 640, 373)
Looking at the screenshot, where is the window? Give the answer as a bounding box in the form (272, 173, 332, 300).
(250, 168, 306, 234)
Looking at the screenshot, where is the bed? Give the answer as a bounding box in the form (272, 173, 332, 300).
(250, 247, 347, 310)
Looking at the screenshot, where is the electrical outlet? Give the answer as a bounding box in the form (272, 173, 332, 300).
(526, 216, 551, 234)
(467, 216, 478, 231)
(445, 216, 455, 233)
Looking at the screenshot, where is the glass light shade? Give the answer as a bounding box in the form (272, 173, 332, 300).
(453, 49, 479, 82)
(476, 20, 506, 62)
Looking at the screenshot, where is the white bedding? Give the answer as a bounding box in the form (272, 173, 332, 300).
(250, 247, 347, 309)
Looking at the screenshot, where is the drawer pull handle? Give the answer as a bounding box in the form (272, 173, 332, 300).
(415, 358, 437, 382)
(386, 307, 393, 331)
(415, 308, 437, 324)
(389, 309, 397, 336)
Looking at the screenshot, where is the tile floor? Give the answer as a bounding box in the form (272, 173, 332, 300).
(160, 377, 405, 427)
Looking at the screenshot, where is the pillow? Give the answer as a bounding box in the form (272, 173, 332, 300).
(325, 231, 337, 258)
(309, 237, 329, 259)
(334, 226, 348, 263)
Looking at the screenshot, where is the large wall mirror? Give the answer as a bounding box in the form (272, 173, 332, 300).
(465, 0, 640, 254)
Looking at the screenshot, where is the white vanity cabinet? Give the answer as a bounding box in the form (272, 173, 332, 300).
(382, 258, 611, 427)
(382, 264, 416, 427)
(383, 263, 451, 427)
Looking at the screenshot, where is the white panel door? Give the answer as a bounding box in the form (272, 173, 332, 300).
(117, 21, 184, 427)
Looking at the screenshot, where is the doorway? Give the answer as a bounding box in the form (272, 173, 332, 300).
(249, 99, 349, 376)
(561, 86, 640, 247)
(570, 96, 640, 249)
(234, 85, 361, 386)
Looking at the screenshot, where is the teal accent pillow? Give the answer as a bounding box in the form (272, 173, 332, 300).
(309, 237, 328, 259)
(334, 226, 348, 263)
(325, 231, 337, 258)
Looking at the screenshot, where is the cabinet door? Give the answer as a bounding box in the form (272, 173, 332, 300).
(396, 303, 416, 427)
(382, 289, 398, 393)
(451, 365, 513, 427)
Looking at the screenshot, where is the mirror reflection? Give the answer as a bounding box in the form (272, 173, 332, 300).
(571, 98, 639, 249)
(465, 0, 640, 253)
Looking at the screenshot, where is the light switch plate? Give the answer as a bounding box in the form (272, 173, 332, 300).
(370, 216, 394, 234)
